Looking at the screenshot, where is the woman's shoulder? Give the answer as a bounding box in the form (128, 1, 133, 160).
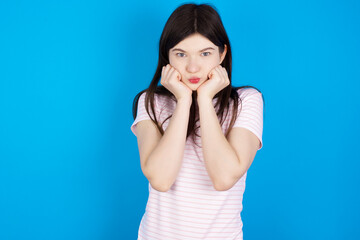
(138, 89, 175, 110)
(235, 86, 262, 100)
(137, 88, 172, 100)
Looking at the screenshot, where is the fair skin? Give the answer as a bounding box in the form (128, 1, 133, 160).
(135, 33, 260, 191)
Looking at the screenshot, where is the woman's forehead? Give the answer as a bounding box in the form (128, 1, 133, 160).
(171, 33, 217, 52)
(170, 38, 218, 52)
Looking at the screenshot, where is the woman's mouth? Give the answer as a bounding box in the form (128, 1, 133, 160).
(189, 78, 200, 84)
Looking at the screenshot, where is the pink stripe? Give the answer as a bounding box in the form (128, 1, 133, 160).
(149, 193, 243, 209)
(144, 214, 241, 233)
(142, 218, 241, 238)
(146, 204, 242, 220)
(146, 205, 241, 221)
(147, 197, 242, 212)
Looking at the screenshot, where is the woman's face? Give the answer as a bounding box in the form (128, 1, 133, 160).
(168, 33, 227, 91)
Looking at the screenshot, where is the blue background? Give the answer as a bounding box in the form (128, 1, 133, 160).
(1, 0, 359, 239)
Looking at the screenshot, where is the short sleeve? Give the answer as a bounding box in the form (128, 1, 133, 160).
(233, 89, 264, 150)
(130, 92, 156, 137)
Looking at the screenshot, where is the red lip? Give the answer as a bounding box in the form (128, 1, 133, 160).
(189, 78, 200, 83)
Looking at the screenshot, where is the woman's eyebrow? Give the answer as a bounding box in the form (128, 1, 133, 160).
(171, 47, 215, 52)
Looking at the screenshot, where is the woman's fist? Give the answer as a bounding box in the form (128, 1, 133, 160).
(197, 65, 230, 100)
(161, 64, 192, 102)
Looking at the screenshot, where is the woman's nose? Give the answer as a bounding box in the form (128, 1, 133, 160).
(186, 58, 200, 73)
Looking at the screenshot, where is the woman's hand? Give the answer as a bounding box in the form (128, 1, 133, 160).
(161, 64, 192, 102)
(197, 65, 230, 100)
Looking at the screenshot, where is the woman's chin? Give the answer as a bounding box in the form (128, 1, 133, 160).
(184, 81, 204, 91)
(187, 84, 200, 91)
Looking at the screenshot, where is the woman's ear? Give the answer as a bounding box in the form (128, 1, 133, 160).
(220, 44, 227, 64)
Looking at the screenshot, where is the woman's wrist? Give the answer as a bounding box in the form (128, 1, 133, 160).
(177, 96, 192, 107)
(197, 94, 213, 104)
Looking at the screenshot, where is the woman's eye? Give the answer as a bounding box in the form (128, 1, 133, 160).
(176, 53, 186, 57)
(201, 52, 211, 56)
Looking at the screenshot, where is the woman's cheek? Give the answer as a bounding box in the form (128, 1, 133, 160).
(168, 55, 178, 66)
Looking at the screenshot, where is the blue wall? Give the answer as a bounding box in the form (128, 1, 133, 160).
(1, 0, 359, 239)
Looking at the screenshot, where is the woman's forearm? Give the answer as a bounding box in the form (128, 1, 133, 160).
(197, 96, 242, 191)
(145, 98, 192, 192)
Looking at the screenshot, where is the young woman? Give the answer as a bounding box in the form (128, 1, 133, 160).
(131, 3, 264, 240)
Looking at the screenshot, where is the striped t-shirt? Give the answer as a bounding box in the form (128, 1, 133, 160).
(131, 87, 263, 240)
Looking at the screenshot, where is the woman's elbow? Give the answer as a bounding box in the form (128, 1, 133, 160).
(213, 177, 239, 191)
(213, 182, 233, 191)
(149, 180, 173, 192)
(142, 169, 172, 192)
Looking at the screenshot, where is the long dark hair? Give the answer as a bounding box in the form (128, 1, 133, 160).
(132, 3, 264, 144)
